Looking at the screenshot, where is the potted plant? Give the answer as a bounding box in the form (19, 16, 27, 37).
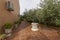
(14, 21, 19, 28)
(31, 17, 39, 31)
(4, 23, 12, 37)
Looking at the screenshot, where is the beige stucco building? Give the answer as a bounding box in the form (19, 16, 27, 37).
(0, 0, 20, 33)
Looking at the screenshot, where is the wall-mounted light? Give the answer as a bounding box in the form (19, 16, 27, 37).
(6, 1, 14, 11)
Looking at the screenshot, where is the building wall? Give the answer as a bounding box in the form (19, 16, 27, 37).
(0, 0, 20, 33)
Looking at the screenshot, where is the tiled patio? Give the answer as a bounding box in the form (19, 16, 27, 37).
(7, 21, 60, 40)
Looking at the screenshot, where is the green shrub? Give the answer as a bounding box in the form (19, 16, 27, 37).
(55, 18, 60, 26)
(14, 21, 19, 24)
(20, 15, 24, 21)
(4, 23, 12, 29)
(14, 19, 21, 25)
(22, 0, 60, 27)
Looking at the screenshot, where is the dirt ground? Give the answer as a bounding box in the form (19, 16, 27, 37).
(7, 21, 60, 40)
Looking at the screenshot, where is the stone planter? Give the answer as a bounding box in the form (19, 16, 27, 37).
(5, 28, 12, 37)
(31, 23, 39, 31)
(5, 29, 12, 33)
(15, 24, 18, 28)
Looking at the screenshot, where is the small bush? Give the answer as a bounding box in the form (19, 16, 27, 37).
(20, 15, 24, 21)
(4, 23, 12, 29)
(14, 21, 19, 24)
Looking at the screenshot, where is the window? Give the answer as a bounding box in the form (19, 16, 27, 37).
(6, 1, 14, 11)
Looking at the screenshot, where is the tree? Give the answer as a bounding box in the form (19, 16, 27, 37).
(23, 0, 60, 26)
(39, 0, 60, 26)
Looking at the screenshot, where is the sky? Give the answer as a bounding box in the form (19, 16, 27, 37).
(19, 0, 40, 15)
